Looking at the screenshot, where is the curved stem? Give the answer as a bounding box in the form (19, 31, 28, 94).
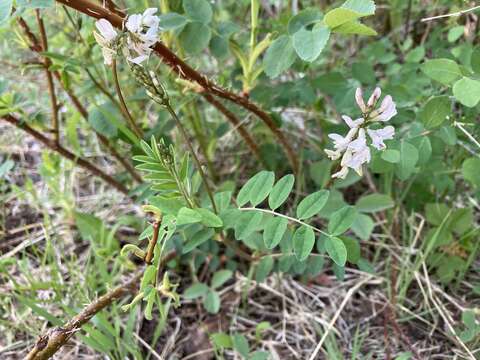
(240, 207, 330, 237)
(165, 104, 217, 213)
(111, 58, 144, 139)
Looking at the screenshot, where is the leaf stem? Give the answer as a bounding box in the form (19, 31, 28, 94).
(239, 207, 330, 236)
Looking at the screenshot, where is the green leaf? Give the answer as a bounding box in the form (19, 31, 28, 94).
(333, 21, 377, 36)
(425, 203, 449, 226)
(211, 270, 233, 289)
(88, 106, 118, 138)
(356, 194, 394, 213)
(341, 0, 376, 15)
(453, 77, 480, 108)
(263, 216, 288, 249)
(381, 149, 400, 163)
(0, 0, 13, 25)
(448, 26, 464, 42)
(0, 160, 14, 178)
(328, 206, 357, 235)
(471, 47, 480, 74)
(268, 174, 295, 210)
(183, 0, 212, 23)
(158, 13, 188, 30)
(293, 226, 315, 261)
(183, 228, 215, 253)
(394, 141, 419, 180)
(325, 236, 347, 266)
(351, 213, 374, 240)
(176, 207, 202, 225)
(462, 157, 480, 187)
(418, 96, 451, 129)
(405, 46, 425, 63)
(342, 236, 360, 264)
(234, 211, 263, 240)
(421, 59, 462, 85)
(296, 190, 330, 220)
(292, 24, 331, 62)
(263, 35, 297, 78)
(179, 21, 212, 54)
(255, 256, 274, 282)
(287, 8, 323, 35)
(324, 8, 362, 29)
(184, 283, 209, 299)
(195, 208, 223, 228)
(204, 290, 220, 313)
(237, 171, 275, 207)
(232, 333, 250, 358)
(210, 333, 233, 348)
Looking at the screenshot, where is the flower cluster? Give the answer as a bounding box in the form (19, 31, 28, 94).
(325, 87, 397, 179)
(93, 8, 160, 66)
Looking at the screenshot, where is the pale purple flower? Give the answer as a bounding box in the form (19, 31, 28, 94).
(328, 127, 359, 152)
(342, 115, 364, 129)
(374, 95, 397, 122)
(367, 126, 395, 150)
(355, 88, 367, 113)
(125, 8, 160, 64)
(367, 87, 381, 107)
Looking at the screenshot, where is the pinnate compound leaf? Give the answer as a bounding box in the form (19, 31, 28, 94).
(237, 171, 275, 207)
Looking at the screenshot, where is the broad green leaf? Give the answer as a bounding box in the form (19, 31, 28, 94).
(268, 174, 295, 210)
(255, 256, 274, 282)
(183, 0, 212, 23)
(418, 96, 451, 129)
(351, 213, 374, 240)
(325, 236, 347, 266)
(183, 228, 215, 253)
(462, 157, 480, 187)
(204, 290, 220, 313)
(310, 160, 332, 188)
(471, 48, 480, 74)
(421, 58, 461, 85)
(176, 207, 202, 225)
(453, 77, 480, 108)
(237, 171, 275, 206)
(232, 333, 250, 358)
(195, 208, 223, 228)
(341, 0, 376, 15)
(394, 141, 419, 180)
(210, 333, 232, 348)
(425, 203, 449, 226)
(263, 216, 288, 249)
(356, 194, 394, 213)
(158, 13, 188, 30)
(287, 8, 323, 35)
(328, 206, 357, 235)
(324, 8, 362, 29)
(411, 136, 432, 165)
(293, 24, 330, 62)
(342, 236, 360, 264)
(296, 190, 330, 220)
(179, 21, 211, 54)
(263, 35, 296, 78)
(0, 159, 14, 177)
(211, 270, 233, 289)
(333, 21, 377, 36)
(448, 26, 464, 42)
(184, 283, 209, 299)
(234, 211, 263, 240)
(293, 226, 315, 261)
(381, 149, 400, 163)
(405, 46, 425, 63)
(88, 107, 118, 138)
(0, 0, 13, 25)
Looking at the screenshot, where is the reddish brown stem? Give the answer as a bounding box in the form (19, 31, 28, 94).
(2, 114, 129, 195)
(53, 0, 298, 172)
(25, 251, 177, 360)
(201, 93, 264, 165)
(35, 10, 60, 146)
(17, 16, 142, 183)
(144, 219, 160, 264)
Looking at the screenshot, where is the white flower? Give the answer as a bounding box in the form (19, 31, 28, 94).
(342, 115, 364, 129)
(125, 8, 160, 64)
(94, 19, 118, 65)
(328, 127, 359, 152)
(367, 126, 395, 150)
(373, 95, 397, 122)
(345, 146, 371, 176)
(332, 166, 349, 179)
(355, 88, 367, 113)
